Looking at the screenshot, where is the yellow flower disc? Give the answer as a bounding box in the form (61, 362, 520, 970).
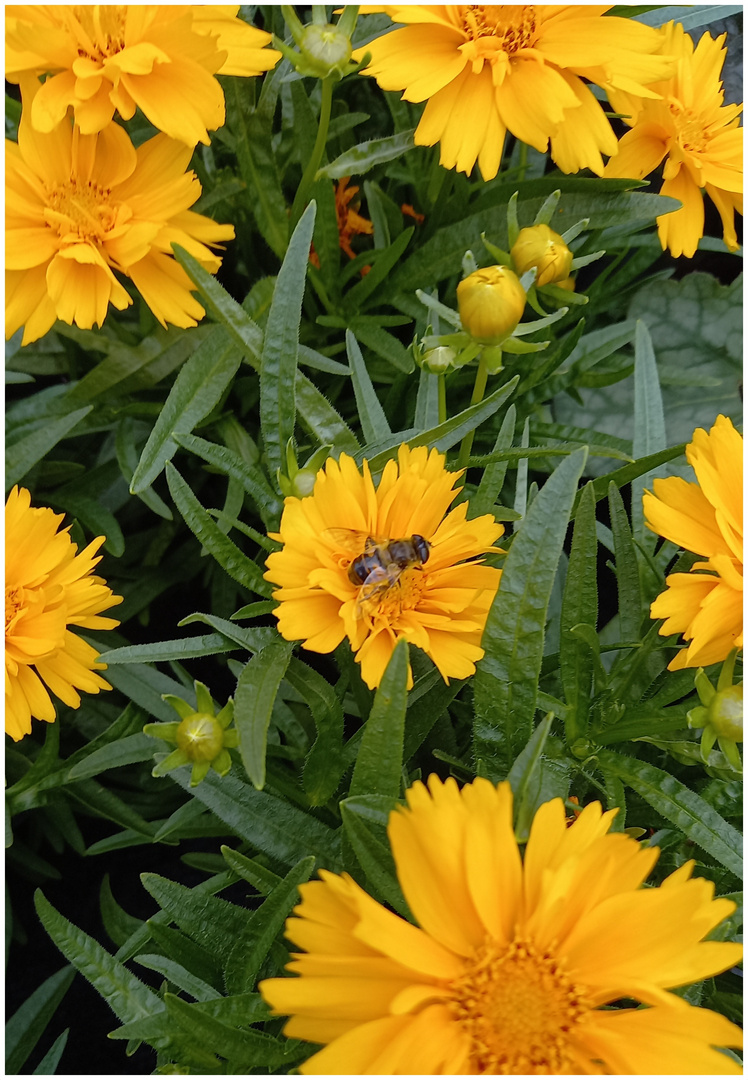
(5, 486, 121, 741)
(644, 415, 743, 669)
(264, 445, 504, 689)
(260, 775, 743, 1075)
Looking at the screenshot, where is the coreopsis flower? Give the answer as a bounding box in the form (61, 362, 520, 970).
(5, 487, 122, 742)
(605, 22, 743, 258)
(5, 5, 280, 146)
(260, 774, 743, 1074)
(456, 265, 526, 344)
(354, 6, 674, 180)
(644, 415, 743, 670)
(511, 224, 573, 287)
(264, 446, 503, 689)
(6, 78, 235, 346)
(144, 680, 238, 787)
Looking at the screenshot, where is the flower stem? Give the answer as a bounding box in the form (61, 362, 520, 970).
(291, 76, 334, 229)
(456, 356, 489, 474)
(438, 373, 447, 425)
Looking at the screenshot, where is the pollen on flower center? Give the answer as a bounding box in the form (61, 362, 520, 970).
(5, 586, 25, 634)
(448, 936, 589, 1073)
(71, 4, 127, 62)
(461, 4, 537, 53)
(45, 179, 118, 242)
(358, 567, 426, 621)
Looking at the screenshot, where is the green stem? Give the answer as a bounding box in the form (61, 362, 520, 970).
(517, 140, 528, 183)
(291, 76, 334, 229)
(437, 374, 447, 425)
(456, 356, 489, 474)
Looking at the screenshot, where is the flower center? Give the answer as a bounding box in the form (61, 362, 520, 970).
(448, 936, 589, 1073)
(69, 5, 127, 62)
(669, 102, 709, 153)
(44, 178, 118, 244)
(5, 586, 26, 636)
(358, 567, 426, 620)
(460, 5, 538, 54)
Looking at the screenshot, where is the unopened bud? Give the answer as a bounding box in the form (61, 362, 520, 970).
(511, 224, 573, 287)
(456, 265, 526, 345)
(421, 346, 457, 373)
(300, 23, 352, 78)
(707, 683, 743, 743)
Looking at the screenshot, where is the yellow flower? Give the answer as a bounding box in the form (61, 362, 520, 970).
(259, 774, 743, 1074)
(264, 446, 503, 689)
(5, 487, 122, 742)
(511, 224, 574, 287)
(354, 6, 674, 180)
(5, 4, 280, 146)
(605, 22, 743, 258)
(456, 265, 526, 344)
(6, 78, 235, 346)
(644, 415, 743, 670)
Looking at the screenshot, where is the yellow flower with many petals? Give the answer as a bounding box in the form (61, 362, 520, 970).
(354, 5, 674, 180)
(264, 446, 503, 689)
(6, 78, 235, 346)
(5, 4, 279, 146)
(605, 22, 743, 258)
(644, 415, 743, 670)
(260, 774, 743, 1074)
(5, 487, 122, 742)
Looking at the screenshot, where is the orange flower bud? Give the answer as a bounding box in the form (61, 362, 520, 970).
(456, 265, 526, 345)
(511, 224, 573, 287)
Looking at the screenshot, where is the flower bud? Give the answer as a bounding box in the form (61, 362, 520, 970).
(511, 224, 573, 287)
(707, 683, 743, 743)
(176, 713, 225, 762)
(421, 346, 458, 373)
(300, 23, 352, 79)
(456, 265, 526, 345)
(144, 681, 237, 787)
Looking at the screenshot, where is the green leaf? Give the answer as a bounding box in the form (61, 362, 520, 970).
(346, 330, 392, 446)
(608, 483, 643, 641)
(295, 370, 361, 453)
(571, 443, 687, 517)
(163, 992, 300, 1069)
(168, 768, 342, 869)
(472, 405, 516, 517)
(345, 227, 414, 312)
(632, 320, 667, 540)
(66, 734, 156, 782)
(474, 448, 588, 779)
(350, 320, 414, 374)
(146, 922, 223, 992)
(508, 716, 569, 842)
(414, 366, 440, 430)
(286, 658, 346, 806)
(32, 1028, 69, 1075)
(560, 482, 598, 744)
(349, 639, 409, 800)
(596, 750, 743, 878)
(139, 873, 246, 965)
(131, 327, 241, 494)
(226, 73, 288, 258)
(173, 433, 282, 526)
(235, 641, 293, 790)
(220, 846, 282, 896)
(99, 876, 143, 949)
(67, 778, 156, 840)
(166, 463, 272, 597)
(224, 856, 315, 994)
(340, 796, 410, 918)
(260, 201, 316, 478)
(34, 893, 162, 1027)
(133, 954, 220, 1001)
(318, 130, 415, 179)
(5, 965, 75, 1074)
(5, 406, 92, 492)
(99, 634, 239, 666)
(361, 375, 519, 472)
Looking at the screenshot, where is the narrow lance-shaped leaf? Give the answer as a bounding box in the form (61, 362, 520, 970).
(349, 638, 409, 800)
(5, 965, 75, 1074)
(131, 327, 242, 494)
(560, 481, 598, 745)
(318, 130, 415, 180)
(166, 463, 273, 598)
(632, 319, 667, 542)
(346, 329, 392, 446)
(234, 640, 293, 790)
(286, 657, 346, 807)
(472, 404, 516, 517)
(474, 448, 588, 779)
(596, 749, 743, 878)
(260, 201, 316, 478)
(5, 406, 92, 492)
(608, 482, 643, 641)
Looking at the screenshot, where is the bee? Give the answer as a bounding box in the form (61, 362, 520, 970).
(326, 529, 431, 610)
